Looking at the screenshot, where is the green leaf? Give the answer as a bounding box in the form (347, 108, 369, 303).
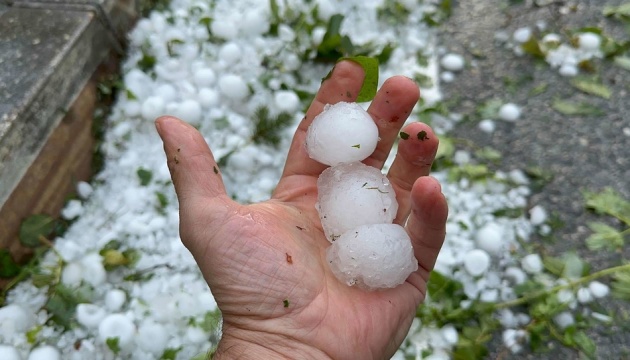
(552, 99, 603, 116)
(584, 188, 630, 226)
(570, 78, 612, 99)
(125, 89, 137, 100)
(0, 249, 20, 278)
(573, 330, 597, 357)
(200, 309, 222, 332)
(563, 252, 587, 279)
(585, 222, 624, 251)
(106, 337, 121, 354)
(26, 325, 42, 344)
(614, 56, 630, 71)
(603, 3, 630, 18)
(543, 256, 566, 276)
(19, 214, 55, 248)
(474, 147, 502, 162)
(612, 269, 630, 300)
(338, 56, 379, 102)
(399, 131, 410, 140)
(160, 347, 183, 360)
(137, 54, 156, 73)
(521, 37, 545, 58)
(477, 98, 503, 119)
(156, 192, 169, 210)
(137, 168, 153, 186)
(529, 82, 548, 96)
(435, 136, 455, 160)
(427, 271, 463, 301)
(45, 284, 87, 329)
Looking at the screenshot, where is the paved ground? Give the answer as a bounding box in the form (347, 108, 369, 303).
(440, 0, 630, 358)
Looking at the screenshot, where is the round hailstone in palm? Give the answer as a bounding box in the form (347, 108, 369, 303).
(305, 102, 378, 166)
(317, 162, 398, 242)
(326, 224, 418, 290)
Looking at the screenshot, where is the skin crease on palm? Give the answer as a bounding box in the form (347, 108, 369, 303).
(155, 60, 449, 360)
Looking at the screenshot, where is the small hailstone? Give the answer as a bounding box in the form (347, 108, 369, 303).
(0, 304, 35, 332)
(136, 321, 168, 354)
(79, 253, 107, 286)
(553, 311, 574, 330)
(528, 205, 547, 225)
(0, 345, 21, 360)
(105, 289, 127, 311)
(591, 312, 612, 323)
(98, 314, 136, 348)
(141, 96, 165, 121)
(542, 33, 562, 46)
(588, 281, 610, 298)
(478, 119, 496, 133)
(557, 288, 575, 304)
(498, 103, 521, 122)
(305, 102, 378, 166)
(440, 53, 465, 71)
(210, 19, 238, 40)
(311, 26, 327, 44)
(154, 84, 178, 103)
(274, 91, 300, 113)
(326, 224, 418, 290)
(28, 348, 59, 360)
(76, 304, 107, 328)
(198, 88, 220, 108)
(475, 222, 504, 255)
(76, 181, 93, 199)
(463, 249, 491, 276)
(440, 71, 455, 83)
(578, 32, 601, 51)
(174, 100, 202, 124)
(480, 289, 499, 302)
(218, 74, 250, 100)
(513, 27, 532, 43)
(502, 329, 527, 353)
(577, 287, 593, 304)
(504, 266, 527, 285)
(440, 325, 458, 345)
(123, 101, 141, 117)
(453, 150, 471, 165)
(317, 162, 398, 242)
(194, 68, 216, 87)
(186, 327, 208, 343)
(218, 42, 242, 63)
(521, 254, 543, 274)
(61, 199, 83, 220)
(241, 9, 269, 35)
(61, 262, 83, 286)
(559, 64, 578, 77)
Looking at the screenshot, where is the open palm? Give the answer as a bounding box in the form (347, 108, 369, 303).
(156, 61, 448, 360)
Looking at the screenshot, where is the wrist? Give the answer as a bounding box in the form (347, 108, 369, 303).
(213, 327, 332, 360)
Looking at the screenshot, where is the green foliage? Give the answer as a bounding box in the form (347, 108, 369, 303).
(160, 347, 183, 359)
(19, 214, 55, 248)
(423, 0, 452, 26)
(316, 14, 354, 61)
(585, 222, 625, 251)
(137, 53, 157, 73)
(137, 168, 153, 186)
(476, 98, 503, 119)
(603, 3, 630, 19)
(0, 249, 20, 278)
(612, 268, 630, 300)
(26, 325, 42, 344)
(200, 309, 222, 332)
(570, 77, 612, 99)
(584, 188, 630, 225)
(45, 283, 89, 329)
(106, 337, 121, 354)
(552, 99, 603, 116)
(339, 56, 379, 102)
(251, 106, 294, 147)
(377, 0, 411, 25)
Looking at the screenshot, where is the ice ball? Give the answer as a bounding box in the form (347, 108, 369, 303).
(0, 304, 35, 332)
(218, 74, 249, 100)
(98, 314, 136, 349)
(475, 222, 504, 255)
(498, 103, 521, 122)
(76, 303, 106, 328)
(305, 102, 378, 166)
(440, 53, 465, 71)
(317, 162, 398, 242)
(0, 345, 21, 360)
(326, 224, 418, 290)
(28, 345, 60, 360)
(463, 249, 491, 276)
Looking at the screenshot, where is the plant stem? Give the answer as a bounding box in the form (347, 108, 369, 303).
(496, 263, 630, 309)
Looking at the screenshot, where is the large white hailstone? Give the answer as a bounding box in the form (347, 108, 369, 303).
(521, 254, 543, 274)
(105, 289, 127, 311)
(141, 96, 165, 121)
(98, 314, 136, 348)
(326, 224, 418, 290)
(0, 345, 21, 360)
(194, 68, 216, 87)
(198, 88, 220, 108)
(136, 321, 168, 354)
(305, 102, 378, 166)
(0, 304, 35, 332)
(219, 42, 242, 63)
(528, 205, 547, 225)
(440, 53, 465, 72)
(513, 27, 532, 43)
(218, 74, 250, 100)
(498, 103, 521, 122)
(553, 311, 574, 330)
(588, 281, 610, 298)
(578, 32, 601, 51)
(317, 162, 398, 242)
(76, 304, 107, 328)
(27, 346, 60, 360)
(274, 90, 300, 113)
(475, 222, 504, 255)
(463, 249, 491, 276)
(61, 199, 83, 220)
(76, 181, 93, 199)
(478, 119, 496, 133)
(174, 100, 202, 124)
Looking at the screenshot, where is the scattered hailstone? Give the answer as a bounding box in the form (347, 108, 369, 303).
(105, 289, 127, 311)
(305, 102, 378, 166)
(61, 199, 83, 220)
(0, 304, 35, 333)
(141, 96, 165, 121)
(478, 119, 496, 133)
(274, 90, 300, 113)
(27, 345, 61, 360)
(76, 181, 93, 199)
(76, 304, 107, 328)
(475, 222, 504, 255)
(194, 68, 216, 87)
(521, 254, 543, 274)
(553, 311, 575, 330)
(528, 205, 547, 225)
(463, 249, 491, 276)
(588, 281, 610, 298)
(218, 74, 250, 100)
(136, 321, 168, 354)
(317, 162, 398, 242)
(326, 224, 418, 290)
(577, 287, 593, 304)
(0, 346, 21, 360)
(513, 27, 532, 43)
(578, 32, 601, 51)
(98, 314, 136, 349)
(440, 53, 465, 72)
(498, 103, 521, 122)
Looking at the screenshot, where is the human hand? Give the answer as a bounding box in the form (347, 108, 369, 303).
(155, 61, 448, 360)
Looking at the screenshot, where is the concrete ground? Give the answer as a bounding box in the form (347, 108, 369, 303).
(440, 0, 630, 358)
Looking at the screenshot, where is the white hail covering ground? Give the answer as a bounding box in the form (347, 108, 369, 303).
(0, 0, 612, 359)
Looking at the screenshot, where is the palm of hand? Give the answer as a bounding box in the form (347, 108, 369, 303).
(157, 62, 448, 360)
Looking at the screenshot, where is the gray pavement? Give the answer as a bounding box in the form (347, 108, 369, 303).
(440, 0, 630, 358)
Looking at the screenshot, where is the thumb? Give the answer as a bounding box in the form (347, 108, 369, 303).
(155, 116, 235, 227)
